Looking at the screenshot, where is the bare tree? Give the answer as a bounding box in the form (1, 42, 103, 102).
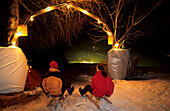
(13, 0, 161, 50)
(87, 0, 162, 48)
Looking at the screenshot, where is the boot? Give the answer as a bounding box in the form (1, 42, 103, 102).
(79, 87, 84, 96)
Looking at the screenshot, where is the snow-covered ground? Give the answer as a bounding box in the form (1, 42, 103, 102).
(2, 71, 170, 111)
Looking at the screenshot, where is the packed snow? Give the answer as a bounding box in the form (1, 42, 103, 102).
(1, 71, 170, 111)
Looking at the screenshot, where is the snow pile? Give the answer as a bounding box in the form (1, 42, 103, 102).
(2, 72, 170, 111)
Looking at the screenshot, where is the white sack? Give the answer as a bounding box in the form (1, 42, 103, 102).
(0, 46, 28, 94)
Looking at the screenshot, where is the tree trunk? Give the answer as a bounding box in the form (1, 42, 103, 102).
(0, 0, 19, 46)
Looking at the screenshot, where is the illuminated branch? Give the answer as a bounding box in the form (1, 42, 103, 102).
(30, 3, 68, 19)
(31, 3, 114, 42)
(97, 0, 161, 48)
(11, 2, 114, 46)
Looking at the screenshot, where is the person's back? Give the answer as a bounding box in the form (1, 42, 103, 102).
(79, 64, 114, 97)
(91, 66, 114, 97)
(42, 76, 62, 96)
(41, 61, 74, 97)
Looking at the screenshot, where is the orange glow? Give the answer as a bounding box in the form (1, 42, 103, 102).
(30, 17, 34, 21)
(67, 4, 71, 9)
(108, 35, 113, 45)
(10, 33, 18, 46)
(66, 3, 114, 46)
(107, 32, 112, 36)
(22, 3, 115, 47)
(10, 24, 28, 46)
(114, 43, 119, 49)
(17, 25, 28, 36)
(14, 33, 18, 38)
(97, 19, 101, 24)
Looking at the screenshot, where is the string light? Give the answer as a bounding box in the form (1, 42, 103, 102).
(97, 19, 101, 24)
(30, 17, 34, 21)
(45, 6, 53, 12)
(82, 10, 88, 15)
(19, 3, 114, 47)
(107, 32, 112, 36)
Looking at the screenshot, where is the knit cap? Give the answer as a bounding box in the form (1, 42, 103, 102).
(50, 61, 58, 68)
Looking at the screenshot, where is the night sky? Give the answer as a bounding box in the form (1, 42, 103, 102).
(17, 0, 169, 68)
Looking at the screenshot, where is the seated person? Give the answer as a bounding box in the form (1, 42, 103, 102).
(79, 64, 114, 97)
(40, 61, 74, 98)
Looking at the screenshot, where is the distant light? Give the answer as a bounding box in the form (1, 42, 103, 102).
(82, 60, 88, 63)
(80, 60, 94, 64)
(90, 61, 93, 64)
(167, 55, 170, 57)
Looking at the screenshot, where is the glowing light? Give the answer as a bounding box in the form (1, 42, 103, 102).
(82, 10, 88, 15)
(114, 43, 119, 49)
(167, 55, 170, 57)
(79, 60, 94, 64)
(67, 4, 71, 9)
(16, 31, 22, 36)
(108, 35, 113, 45)
(16, 25, 28, 36)
(23, 3, 114, 48)
(9, 42, 17, 48)
(90, 61, 93, 64)
(45, 6, 53, 12)
(82, 60, 88, 63)
(30, 17, 34, 21)
(12, 42, 16, 46)
(107, 32, 112, 36)
(97, 19, 101, 24)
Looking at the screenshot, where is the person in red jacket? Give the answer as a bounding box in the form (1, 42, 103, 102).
(79, 64, 114, 97)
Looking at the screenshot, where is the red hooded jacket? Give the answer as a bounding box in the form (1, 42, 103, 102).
(91, 71, 114, 97)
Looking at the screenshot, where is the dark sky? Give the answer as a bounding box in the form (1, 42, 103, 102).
(133, 0, 170, 66)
